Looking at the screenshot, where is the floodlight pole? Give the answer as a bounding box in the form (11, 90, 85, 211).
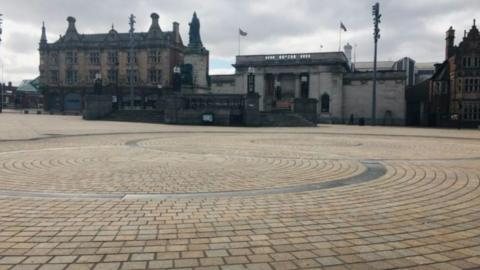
(0, 14, 3, 113)
(372, 3, 381, 125)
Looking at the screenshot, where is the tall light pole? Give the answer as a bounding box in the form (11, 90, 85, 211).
(372, 3, 381, 125)
(0, 14, 3, 113)
(128, 14, 136, 109)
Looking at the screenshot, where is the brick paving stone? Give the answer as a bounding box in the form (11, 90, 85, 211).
(38, 264, 67, 270)
(93, 263, 120, 270)
(148, 260, 173, 269)
(10, 265, 40, 270)
(65, 264, 94, 270)
(0, 114, 479, 269)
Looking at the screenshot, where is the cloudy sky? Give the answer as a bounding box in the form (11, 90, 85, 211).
(0, 0, 479, 85)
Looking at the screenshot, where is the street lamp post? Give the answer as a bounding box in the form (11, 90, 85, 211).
(173, 66, 181, 92)
(128, 14, 136, 109)
(372, 3, 381, 125)
(94, 73, 102, 95)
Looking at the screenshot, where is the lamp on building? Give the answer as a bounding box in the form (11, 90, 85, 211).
(94, 73, 102, 95)
(173, 66, 181, 92)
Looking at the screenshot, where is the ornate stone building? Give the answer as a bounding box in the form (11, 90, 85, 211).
(39, 12, 209, 111)
(428, 20, 480, 127)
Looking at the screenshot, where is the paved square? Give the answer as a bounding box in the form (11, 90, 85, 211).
(0, 112, 479, 269)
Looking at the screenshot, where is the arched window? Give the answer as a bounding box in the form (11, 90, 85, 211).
(321, 94, 330, 113)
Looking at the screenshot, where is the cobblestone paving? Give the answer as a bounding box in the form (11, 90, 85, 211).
(0, 112, 479, 269)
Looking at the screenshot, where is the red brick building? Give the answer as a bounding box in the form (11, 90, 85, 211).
(428, 20, 480, 128)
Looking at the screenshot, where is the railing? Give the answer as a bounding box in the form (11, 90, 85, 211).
(183, 94, 245, 110)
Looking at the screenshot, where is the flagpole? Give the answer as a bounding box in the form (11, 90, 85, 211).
(338, 24, 342, 52)
(238, 30, 241, 55)
(353, 44, 357, 70)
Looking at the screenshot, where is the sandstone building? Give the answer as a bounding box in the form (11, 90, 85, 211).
(39, 12, 209, 111)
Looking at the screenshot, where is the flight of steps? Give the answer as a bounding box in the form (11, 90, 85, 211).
(260, 111, 317, 127)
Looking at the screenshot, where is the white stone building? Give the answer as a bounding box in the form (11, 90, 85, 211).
(211, 51, 407, 125)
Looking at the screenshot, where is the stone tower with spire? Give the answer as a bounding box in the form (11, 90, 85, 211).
(38, 22, 48, 88)
(183, 12, 210, 92)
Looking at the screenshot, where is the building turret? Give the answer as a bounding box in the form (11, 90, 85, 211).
(39, 21, 47, 48)
(465, 19, 479, 40)
(149, 13, 161, 32)
(445, 26, 455, 59)
(147, 13, 162, 39)
(64, 16, 80, 41)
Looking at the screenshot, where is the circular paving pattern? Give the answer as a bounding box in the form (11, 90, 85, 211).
(0, 123, 479, 270)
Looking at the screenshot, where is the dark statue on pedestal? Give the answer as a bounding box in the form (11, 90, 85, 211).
(188, 12, 203, 49)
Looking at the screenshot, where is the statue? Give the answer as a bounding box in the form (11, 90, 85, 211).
(188, 12, 203, 48)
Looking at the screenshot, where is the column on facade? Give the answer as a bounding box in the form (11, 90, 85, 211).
(274, 74, 280, 101)
(294, 74, 301, 99)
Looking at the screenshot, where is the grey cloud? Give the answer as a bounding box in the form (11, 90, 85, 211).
(1, 0, 479, 83)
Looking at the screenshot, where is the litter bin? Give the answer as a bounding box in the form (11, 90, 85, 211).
(359, 117, 365, 126)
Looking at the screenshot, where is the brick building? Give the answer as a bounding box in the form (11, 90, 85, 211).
(428, 20, 480, 128)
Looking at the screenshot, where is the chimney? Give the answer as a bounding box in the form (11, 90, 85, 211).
(445, 26, 455, 60)
(173, 22, 180, 42)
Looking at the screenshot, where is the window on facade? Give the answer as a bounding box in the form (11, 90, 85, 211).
(89, 70, 99, 82)
(148, 50, 160, 64)
(149, 69, 162, 83)
(463, 104, 480, 120)
(89, 52, 100, 65)
(107, 51, 118, 65)
(127, 70, 139, 84)
(128, 52, 137, 65)
(468, 57, 472, 67)
(66, 70, 78, 84)
(463, 58, 467, 67)
(65, 51, 77, 65)
(50, 53, 59, 65)
(321, 94, 330, 113)
(108, 70, 118, 83)
(50, 70, 58, 83)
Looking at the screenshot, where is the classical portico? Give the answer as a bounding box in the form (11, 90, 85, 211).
(233, 52, 351, 122)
